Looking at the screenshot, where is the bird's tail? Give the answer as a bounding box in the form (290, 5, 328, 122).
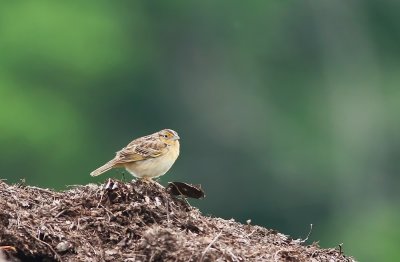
(90, 160, 116, 177)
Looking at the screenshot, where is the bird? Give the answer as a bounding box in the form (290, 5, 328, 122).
(90, 129, 180, 180)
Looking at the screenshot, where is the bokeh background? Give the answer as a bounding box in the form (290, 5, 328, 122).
(1, 1, 399, 260)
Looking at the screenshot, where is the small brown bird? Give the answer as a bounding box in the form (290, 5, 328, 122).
(90, 129, 180, 179)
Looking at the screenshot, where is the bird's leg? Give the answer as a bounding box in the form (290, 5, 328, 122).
(152, 178, 165, 188)
(140, 177, 151, 184)
(140, 177, 164, 188)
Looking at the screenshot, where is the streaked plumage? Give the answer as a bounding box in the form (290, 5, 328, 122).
(90, 129, 180, 179)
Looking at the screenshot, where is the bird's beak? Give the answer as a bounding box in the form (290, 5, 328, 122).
(173, 134, 180, 140)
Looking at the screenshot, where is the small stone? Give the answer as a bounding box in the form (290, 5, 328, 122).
(105, 249, 119, 257)
(56, 241, 71, 252)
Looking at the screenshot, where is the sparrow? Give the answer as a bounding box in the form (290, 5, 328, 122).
(90, 129, 180, 179)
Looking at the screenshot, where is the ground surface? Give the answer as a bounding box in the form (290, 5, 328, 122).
(0, 179, 355, 262)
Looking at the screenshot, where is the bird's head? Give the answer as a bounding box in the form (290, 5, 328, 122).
(158, 129, 180, 144)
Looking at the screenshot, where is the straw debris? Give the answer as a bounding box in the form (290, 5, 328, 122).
(0, 179, 355, 261)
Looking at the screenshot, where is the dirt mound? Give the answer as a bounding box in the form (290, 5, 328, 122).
(0, 179, 355, 261)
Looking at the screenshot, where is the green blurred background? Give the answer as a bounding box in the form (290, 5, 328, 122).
(1, 1, 399, 260)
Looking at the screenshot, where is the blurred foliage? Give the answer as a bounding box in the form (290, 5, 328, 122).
(1, 1, 399, 261)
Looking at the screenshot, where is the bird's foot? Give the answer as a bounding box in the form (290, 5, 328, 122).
(139, 177, 164, 188)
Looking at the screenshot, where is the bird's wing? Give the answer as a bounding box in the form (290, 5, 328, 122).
(114, 136, 168, 163)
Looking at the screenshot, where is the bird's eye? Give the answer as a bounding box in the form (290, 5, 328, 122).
(164, 134, 168, 138)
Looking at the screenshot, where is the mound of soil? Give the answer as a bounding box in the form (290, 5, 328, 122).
(0, 179, 355, 261)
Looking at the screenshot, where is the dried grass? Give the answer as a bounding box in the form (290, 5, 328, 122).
(0, 180, 355, 262)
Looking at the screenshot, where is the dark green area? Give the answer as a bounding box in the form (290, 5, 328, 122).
(1, 1, 399, 261)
